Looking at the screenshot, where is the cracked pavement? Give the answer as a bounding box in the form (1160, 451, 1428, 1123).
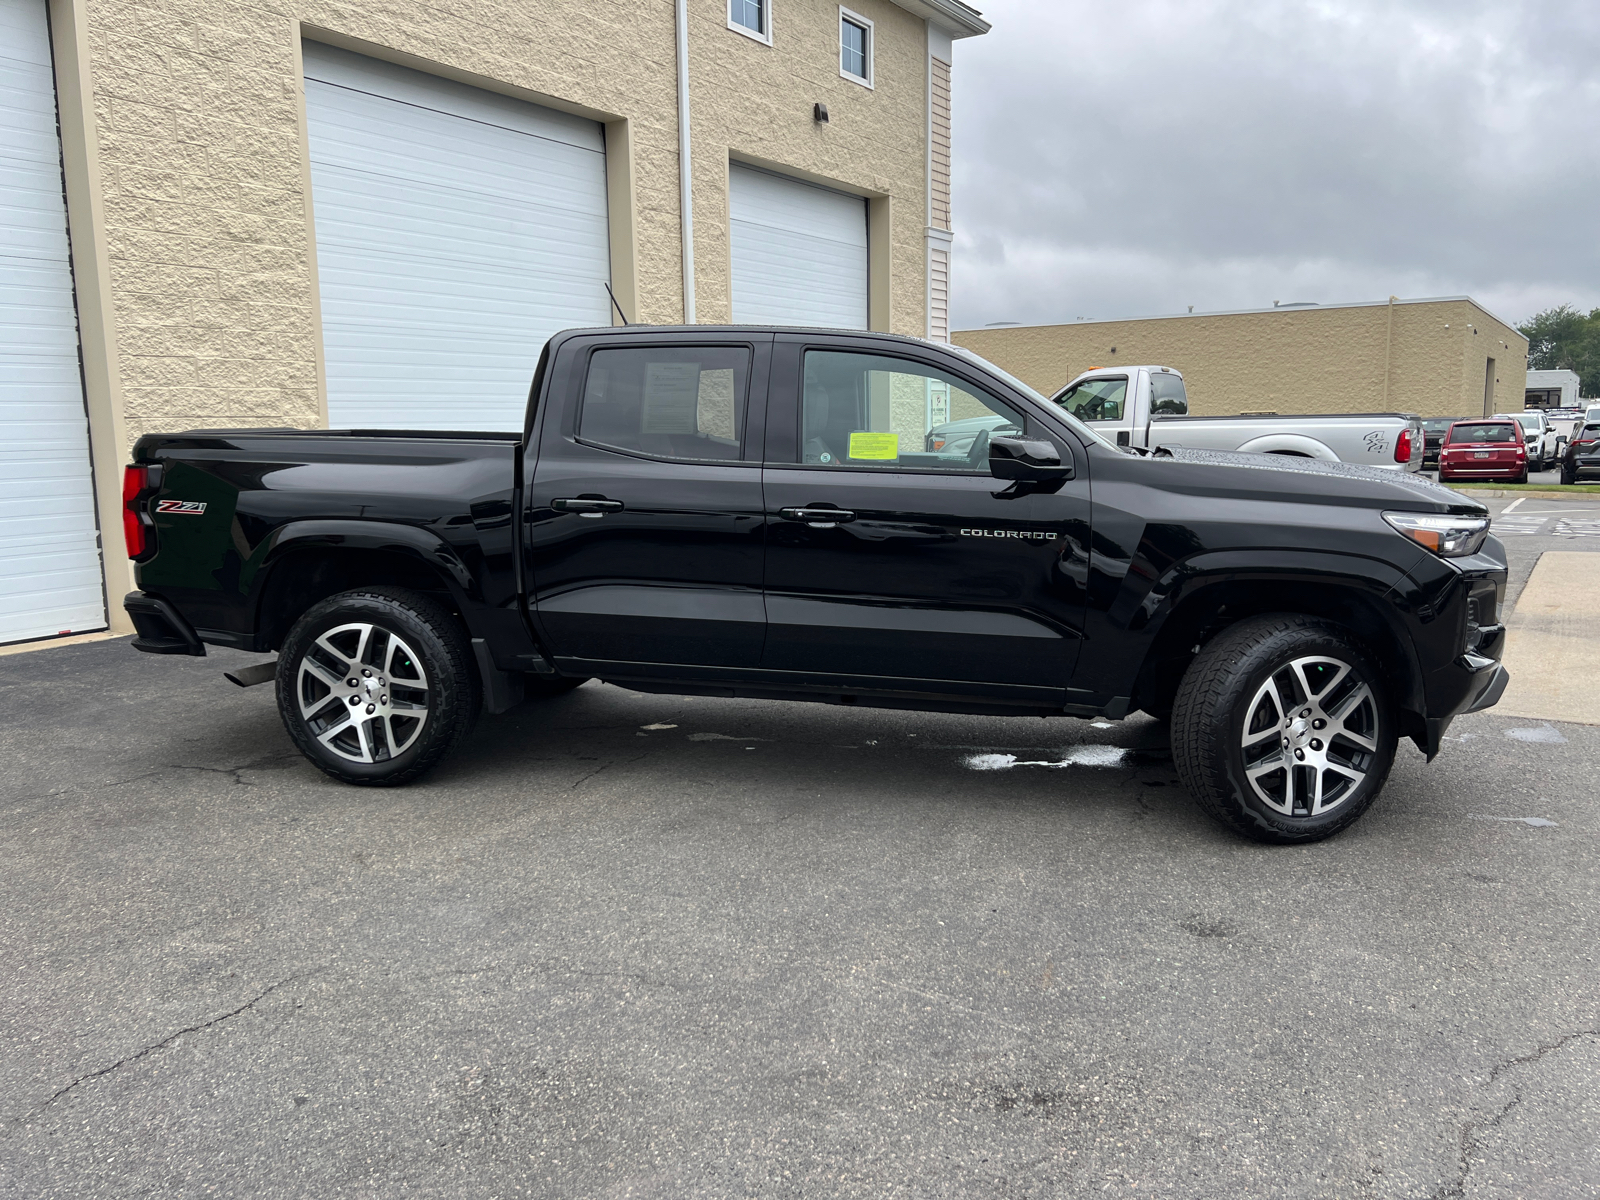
(1, 637, 1597, 1198)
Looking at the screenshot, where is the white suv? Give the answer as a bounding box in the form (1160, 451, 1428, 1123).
(1494, 411, 1562, 471)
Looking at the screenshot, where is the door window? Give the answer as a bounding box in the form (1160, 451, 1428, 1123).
(799, 350, 1024, 471)
(1054, 376, 1128, 423)
(578, 346, 751, 462)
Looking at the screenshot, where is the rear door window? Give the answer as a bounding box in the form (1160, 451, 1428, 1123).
(578, 346, 752, 462)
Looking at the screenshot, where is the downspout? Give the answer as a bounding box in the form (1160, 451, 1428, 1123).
(1381, 294, 1396, 407)
(675, 0, 696, 323)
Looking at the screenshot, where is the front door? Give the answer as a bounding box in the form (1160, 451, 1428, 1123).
(760, 337, 1090, 704)
(524, 335, 770, 673)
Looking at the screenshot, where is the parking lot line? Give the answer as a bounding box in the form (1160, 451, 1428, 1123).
(1495, 553, 1600, 726)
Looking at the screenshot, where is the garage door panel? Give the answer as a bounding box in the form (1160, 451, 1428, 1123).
(302, 43, 602, 152)
(305, 45, 611, 431)
(0, 0, 106, 644)
(729, 165, 867, 330)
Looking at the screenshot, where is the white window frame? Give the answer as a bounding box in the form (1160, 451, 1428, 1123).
(728, 0, 773, 46)
(839, 7, 874, 88)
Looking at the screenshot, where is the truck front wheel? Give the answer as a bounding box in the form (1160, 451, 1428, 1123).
(1171, 615, 1396, 844)
(276, 587, 479, 786)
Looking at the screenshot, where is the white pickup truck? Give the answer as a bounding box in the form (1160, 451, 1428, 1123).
(1046, 365, 1423, 472)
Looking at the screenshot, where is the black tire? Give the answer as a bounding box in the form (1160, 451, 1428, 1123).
(276, 587, 479, 786)
(1516, 467, 1528, 484)
(1562, 464, 1578, 486)
(1171, 614, 1396, 844)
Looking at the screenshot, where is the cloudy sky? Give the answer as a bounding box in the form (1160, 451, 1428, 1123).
(949, 0, 1600, 332)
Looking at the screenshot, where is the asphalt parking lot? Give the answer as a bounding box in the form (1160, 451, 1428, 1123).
(3, 496, 1598, 1199)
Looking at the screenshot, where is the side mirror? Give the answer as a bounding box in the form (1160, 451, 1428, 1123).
(1116, 430, 1131, 448)
(989, 435, 1073, 482)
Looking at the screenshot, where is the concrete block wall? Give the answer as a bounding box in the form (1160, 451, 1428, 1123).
(954, 298, 1530, 419)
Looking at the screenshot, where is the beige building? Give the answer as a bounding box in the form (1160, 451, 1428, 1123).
(955, 296, 1529, 420)
(2, 0, 987, 646)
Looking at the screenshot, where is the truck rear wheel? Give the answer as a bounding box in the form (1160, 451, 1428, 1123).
(1171, 615, 1395, 844)
(276, 587, 479, 786)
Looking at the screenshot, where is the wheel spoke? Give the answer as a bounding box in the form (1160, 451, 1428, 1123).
(1326, 681, 1374, 726)
(316, 713, 357, 748)
(1245, 752, 1287, 782)
(1333, 725, 1378, 753)
(300, 658, 344, 692)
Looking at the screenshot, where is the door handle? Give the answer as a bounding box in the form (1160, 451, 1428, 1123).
(552, 496, 624, 518)
(779, 506, 856, 527)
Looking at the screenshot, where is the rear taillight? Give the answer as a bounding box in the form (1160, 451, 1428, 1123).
(1394, 428, 1414, 463)
(123, 465, 148, 559)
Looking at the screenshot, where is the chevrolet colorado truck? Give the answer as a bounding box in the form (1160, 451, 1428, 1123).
(121, 326, 1509, 844)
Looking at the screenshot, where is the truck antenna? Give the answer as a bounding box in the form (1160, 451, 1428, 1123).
(604, 281, 630, 326)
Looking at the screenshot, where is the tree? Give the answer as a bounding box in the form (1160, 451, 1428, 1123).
(1518, 305, 1600, 396)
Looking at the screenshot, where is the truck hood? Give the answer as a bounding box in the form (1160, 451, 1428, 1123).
(1153, 446, 1487, 516)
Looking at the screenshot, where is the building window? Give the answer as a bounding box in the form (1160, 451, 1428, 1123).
(729, 0, 771, 44)
(840, 8, 873, 86)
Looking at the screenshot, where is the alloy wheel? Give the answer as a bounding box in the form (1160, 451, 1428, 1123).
(296, 621, 430, 763)
(1238, 654, 1379, 818)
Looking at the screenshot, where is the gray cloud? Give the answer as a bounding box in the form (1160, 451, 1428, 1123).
(950, 0, 1600, 331)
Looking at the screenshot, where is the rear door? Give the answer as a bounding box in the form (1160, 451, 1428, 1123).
(524, 334, 771, 673)
(759, 335, 1089, 705)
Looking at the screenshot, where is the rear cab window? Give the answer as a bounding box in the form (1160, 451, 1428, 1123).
(1149, 371, 1188, 416)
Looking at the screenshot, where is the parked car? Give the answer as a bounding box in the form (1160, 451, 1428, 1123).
(1559, 421, 1600, 485)
(1421, 417, 1472, 467)
(1049, 366, 1424, 471)
(121, 325, 1508, 845)
(1491, 411, 1561, 471)
(1437, 420, 1528, 483)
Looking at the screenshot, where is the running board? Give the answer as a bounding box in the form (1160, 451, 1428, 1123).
(223, 661, 278, 688)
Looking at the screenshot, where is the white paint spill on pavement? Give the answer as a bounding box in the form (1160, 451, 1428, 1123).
(964, 746, 1132, 771)
(640, 723, 677, 730)
(1505, 724, 1568, 744)
(1468, 814, 1559, 827)
(689, 732, 766, 742)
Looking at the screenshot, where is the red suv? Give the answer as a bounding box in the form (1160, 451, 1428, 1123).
(1437, 419, 1528, 483)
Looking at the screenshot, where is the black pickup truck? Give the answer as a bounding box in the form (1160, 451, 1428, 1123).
(122, 325, 1509, 843)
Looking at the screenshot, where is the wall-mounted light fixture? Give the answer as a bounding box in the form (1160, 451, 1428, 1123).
(813, 103, 829, 123)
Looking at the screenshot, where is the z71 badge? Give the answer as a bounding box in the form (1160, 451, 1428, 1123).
(155, 499, 207, 515)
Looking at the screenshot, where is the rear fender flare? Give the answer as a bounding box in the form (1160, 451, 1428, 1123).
(250, 519, 480, 633)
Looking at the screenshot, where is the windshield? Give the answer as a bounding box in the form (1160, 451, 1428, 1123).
(1448, 423, 1518, 444)
(939, 342, 1118, 449)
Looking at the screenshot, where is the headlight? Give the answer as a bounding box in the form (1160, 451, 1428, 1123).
(1382, 511, 1490, 557)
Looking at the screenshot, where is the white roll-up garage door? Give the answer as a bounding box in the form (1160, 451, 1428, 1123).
(729, 164, 868, 330)
(303, 44, 611, 431)
(0, 0, 106, 645)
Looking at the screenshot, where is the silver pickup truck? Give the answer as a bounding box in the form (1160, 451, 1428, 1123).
(1050, 366, 1424, 471)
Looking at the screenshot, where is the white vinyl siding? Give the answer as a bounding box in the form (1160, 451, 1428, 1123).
(0, 0, 106, 644)
(728, 164, 867, 330)
(928, 245, 949, 341)
(303, 44, 611, 431)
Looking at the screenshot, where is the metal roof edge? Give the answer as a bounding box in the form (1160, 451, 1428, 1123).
(956, 295, 1529, 339)
(890, 0, 990, 38)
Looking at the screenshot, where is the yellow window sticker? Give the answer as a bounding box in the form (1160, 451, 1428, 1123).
(848, 431, 899, 460)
